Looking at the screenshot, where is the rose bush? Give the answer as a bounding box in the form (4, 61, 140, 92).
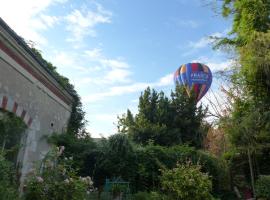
(23, 146, 95, 200)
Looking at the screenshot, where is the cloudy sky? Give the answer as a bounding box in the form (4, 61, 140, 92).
(0, 0, 232, 137)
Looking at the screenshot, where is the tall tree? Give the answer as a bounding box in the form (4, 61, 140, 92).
(215, 0, 270, 196)
(118, 86, 207, 148)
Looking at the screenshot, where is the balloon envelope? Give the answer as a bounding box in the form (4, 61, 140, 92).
(174, 63, 212, 102)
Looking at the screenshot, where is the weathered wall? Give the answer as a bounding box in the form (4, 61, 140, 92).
(0, 18, 73, 183)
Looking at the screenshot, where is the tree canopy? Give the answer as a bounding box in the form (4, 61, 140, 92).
(118, 86, 207, 148)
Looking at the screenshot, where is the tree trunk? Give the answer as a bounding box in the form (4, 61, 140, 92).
(247, 148, 256, 198)
(1, 137, 6, 153)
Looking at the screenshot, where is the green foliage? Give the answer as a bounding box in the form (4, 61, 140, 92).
(135, 144, 227, 194)
(132, 191, 170, 200)
(0, 111, 26, 160)
(110, 183, 129, 198)
(23, 147, 93, 200)
(49, 133, 97, 176)
(255, 175, 270, 199)
(218, 0, 270, 102)
(0, 153, 20, 200)
(215, 1, 270, 197)
(216, 1, 270, 104)
(160, 162, 214, 200)
(91, 134, 227, 195)
(118, 86, 207, 148)
(66, 85, 86, 135)
(94, 134, 137, 189)
(0, 112, 26, 199)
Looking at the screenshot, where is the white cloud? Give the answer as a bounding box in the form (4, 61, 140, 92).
(52, 51, 75, 67)
(65, 4, 112, 42)
(188, 31, 226, 49)
(50, 48, 133, 85)
(84, 49, 132, 83)
(85, 48, 102, 59)
(40, 14, 59, 28)
(82, 73, 174, 103)
(82, 82, 148, 103)
(188, 37, 210, 49)
(0, 0, 65, 46)
(192, 56, 233, 72)
(205, 60, 233, 72)
(105, 68, 131, 83)
(155, 73, 174, 86)
(100, 59, 129, 69)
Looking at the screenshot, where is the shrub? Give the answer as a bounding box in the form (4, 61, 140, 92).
(160, 162, 215, 200)
(134, 144, 228, 194)
(0, 153, 20, 200)
(23, 146, 94, 200)
(255, 175, 270, 199)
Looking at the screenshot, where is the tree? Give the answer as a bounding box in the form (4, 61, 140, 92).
(49, 133, 97, 177)
(93, 134, 137, 191)
(218, 0, 270, 103)
(214, 0, 270, 197)
(118, 86, 207, 148)
(170, 85, 206, 148)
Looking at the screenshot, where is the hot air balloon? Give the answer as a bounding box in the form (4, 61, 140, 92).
(174, 63, 212, 102)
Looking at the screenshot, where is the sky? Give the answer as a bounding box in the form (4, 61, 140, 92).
(0, 0, 232, 137)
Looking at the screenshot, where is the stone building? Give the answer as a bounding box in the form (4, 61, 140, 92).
(0, 18, 73, 183)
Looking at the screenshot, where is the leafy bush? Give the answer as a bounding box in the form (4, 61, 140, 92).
(134, 144, 228, 194)
(49, 133, 97, 176)
(160, 162, 215, 200)
(0, 153, 20, 200)
(255, 175, 270, 199)
(0, 111, 26, 162)
(23, 146, 94, 200)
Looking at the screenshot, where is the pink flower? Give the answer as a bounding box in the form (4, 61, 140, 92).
(36, 176, 44, 183)
(57, 146, 65, 156)
(64, 179, 70, 184)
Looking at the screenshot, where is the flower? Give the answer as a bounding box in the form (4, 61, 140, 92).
(36, 176, 44, 183)
(64, 179, 70, 184)
(57, 146, 65, 156)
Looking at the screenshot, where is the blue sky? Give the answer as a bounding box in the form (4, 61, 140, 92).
(1, 0, 232, 137)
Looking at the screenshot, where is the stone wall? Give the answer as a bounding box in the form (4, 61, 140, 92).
(0, 18, 73, 183)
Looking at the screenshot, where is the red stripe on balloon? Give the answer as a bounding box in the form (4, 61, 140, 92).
(193, 84, 199, 99)
(191, 63, 199, 72)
